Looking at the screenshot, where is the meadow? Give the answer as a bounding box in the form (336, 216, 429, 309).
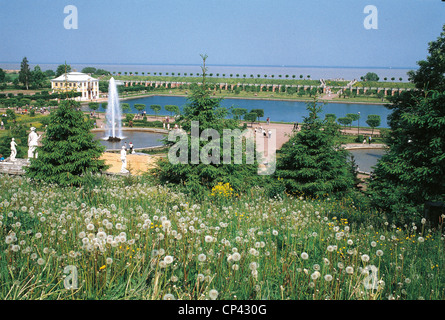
(0, 174, 443, 300)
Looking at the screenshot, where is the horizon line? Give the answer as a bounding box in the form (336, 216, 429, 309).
(0, 61, 418, 70)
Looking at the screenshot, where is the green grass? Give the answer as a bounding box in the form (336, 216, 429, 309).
(0, 174, 443, 300)
(353, 81, 416, 89)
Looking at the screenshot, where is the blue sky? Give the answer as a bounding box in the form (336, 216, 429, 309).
(0, 0, 443, 67)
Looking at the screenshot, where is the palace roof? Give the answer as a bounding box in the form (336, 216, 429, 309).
(51, 72, 98, 82)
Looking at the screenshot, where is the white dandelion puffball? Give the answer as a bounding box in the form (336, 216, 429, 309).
(198, 254, 207, 262)
(232, 252, 241, 262)
(249, 262, 258, 271)
(324, 274, 333, 282)
(197, 274, 205, 282)
(346, 266, 354, 274)
(164, 255, 174, 264)
(205, 235, 213, 243)
(311, 271, 320, 280)
(163, 293, 175, 300)
(301, 252, 309, 260)
(361, 254, 370, 263)
(209, 289, 219, 300)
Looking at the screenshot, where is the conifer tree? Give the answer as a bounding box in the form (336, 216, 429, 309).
(154, 55, 260, 195)
(369, 25, 445, 220)
(275, 97, 355, 198)
(25, 100, 108, 186)
(19, 57, 31, 90)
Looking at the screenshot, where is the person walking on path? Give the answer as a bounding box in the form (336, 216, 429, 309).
(368, 136, 372, 144)
(266, 117, 270, 125)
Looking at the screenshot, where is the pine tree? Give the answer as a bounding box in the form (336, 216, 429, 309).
(369, 25, 445, 221)
(275, 97, 355, 198)
(153, 55, 260, 196)
(19, 57, 31, 90)
(25, 100, 108, 186)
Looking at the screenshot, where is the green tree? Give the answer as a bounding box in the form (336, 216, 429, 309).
(88, 102, 100, 114)
(250, 109, 264, 122)
(134, 103, 146, 114)
(365, 114, 381, 135)
(56, 64, 71, 77)
(275, 98, 354, 198)
(121, 103, 131, 113)
(325, 114, 337, 122)
(150, 104, 162, 118)
(164, 105, 180, 117)
(346, 113, 360, 128)
(232, 108, 248, 120)
(31, 65, 47, 89)
(363, 72, 379, 81)
(25, 100, 108, 186)
(337, 117, 352, 129)
(44, 69, 56, 78)
(82, 67, 97, 74)
(369, 25, 445, 222)
(244, 112, 257, 127)
(0, 68, 5, 83)
(153, 55, 260, 196)
(19, 57, 31, 90)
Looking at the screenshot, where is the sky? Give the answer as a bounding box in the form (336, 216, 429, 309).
(0, 0, 444, 68)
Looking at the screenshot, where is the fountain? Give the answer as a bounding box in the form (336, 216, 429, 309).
(105, 77, 123, 141)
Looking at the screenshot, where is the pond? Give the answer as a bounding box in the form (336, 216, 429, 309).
(88, 95, 391, 128)
(348, 148, 387, 173)
(93, 130, 166, 151)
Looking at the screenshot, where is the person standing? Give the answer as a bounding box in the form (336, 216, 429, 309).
(129, 142, 134, 154)
(268, 129, 272, 139)
(266, 117, 270, 125)
(368, 136, 372, 144)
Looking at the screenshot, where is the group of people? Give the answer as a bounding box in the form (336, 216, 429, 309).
(123, 141, 135, 154)
(363, 136, 373, 144)
(254, 126, 273, 139)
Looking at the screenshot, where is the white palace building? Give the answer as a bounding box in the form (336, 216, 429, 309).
(51, 72, 100, 101)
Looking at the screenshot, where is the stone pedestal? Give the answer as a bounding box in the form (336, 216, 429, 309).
(0, 158, 30, 175)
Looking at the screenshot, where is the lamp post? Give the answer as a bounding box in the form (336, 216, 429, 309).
(358, 112, 360, 137)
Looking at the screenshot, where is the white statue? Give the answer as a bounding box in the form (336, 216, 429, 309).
(10, 138, 17, 161)
(120, 146, 129, 173)
(27, 127, 40, 159)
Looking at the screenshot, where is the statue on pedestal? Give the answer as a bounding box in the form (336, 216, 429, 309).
(28, 127, 40, 160)
(120, 145, 129, 173)
(10, 138, 17, 161)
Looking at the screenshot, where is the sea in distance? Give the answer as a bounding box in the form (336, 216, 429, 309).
(0, 62, 416, 82)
